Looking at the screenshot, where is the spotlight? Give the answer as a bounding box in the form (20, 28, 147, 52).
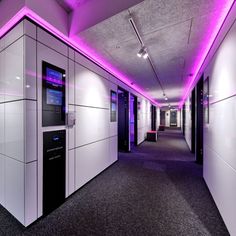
(137, 47, 148, 59)
(165, 97, 168, 101)
(143, 51, 148, 59)
(137, 47, 145, 58)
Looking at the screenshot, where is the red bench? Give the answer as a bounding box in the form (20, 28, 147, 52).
(147, 130, 158, 142)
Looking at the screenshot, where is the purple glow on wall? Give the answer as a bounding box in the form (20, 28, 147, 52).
(0, 7, 27, 38)
(0, 6, 159, 106)
(179, 0, 235, 109)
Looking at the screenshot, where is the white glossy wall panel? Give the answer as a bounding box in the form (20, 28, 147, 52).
(68, 105, 75, 150)
(75, 63, 109, 108)
(37, 42, 68, 73)
(25, 101, 37, 163)
(0, 51, 4, 102)
(0, 104, 4, 154)
(75, 106, 109, 147)
(68, 59, 75, 105)
(0, 22, 24, 51)
(75, 52, 109, 80)
(205, 97, 236, 170)
(69, 48, 75, 61)
(0, 154, 5, 205)
(24, 36, 37, 100)
(68, 150, 75, 196)
(23, 20, 36, 39)
(184, 96, 192, 150)
(75, 139, 110, 190)
(37, 28, 68, 57)
(4, 37, 24, 102)
(204, 146, 236, 236)
(5, 101, 24, 162)
(5, 158, 24, 225)
(25, 161, 37, 226)
(177, 110, 181, 128)
(202, 18, 236, 236)
(204, 22, 236, 103)
(109, 136, 118, 165)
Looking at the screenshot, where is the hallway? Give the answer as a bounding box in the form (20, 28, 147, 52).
(0, 129, 228, 235)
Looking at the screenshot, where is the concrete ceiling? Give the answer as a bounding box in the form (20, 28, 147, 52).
(58, 0, 229, 108)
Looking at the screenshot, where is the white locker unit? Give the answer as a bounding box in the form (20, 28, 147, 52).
(0, 18, 155, 227)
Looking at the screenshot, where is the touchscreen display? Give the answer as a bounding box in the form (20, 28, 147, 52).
(46, 89, 63, 106)
(46, 68, 63, 87)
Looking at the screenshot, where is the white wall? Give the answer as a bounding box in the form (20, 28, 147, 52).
(184, 96, 192, 150)
(0, 20, 37, 226)
(202, 18, 236, 236)
(137, 98, 151, 144)
(0, 18, 155, 226)
(177, 110, 181, 128)
(156, 107, 160, 130)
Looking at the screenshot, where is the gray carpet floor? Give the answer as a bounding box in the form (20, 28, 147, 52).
(0, 128, 229, 236)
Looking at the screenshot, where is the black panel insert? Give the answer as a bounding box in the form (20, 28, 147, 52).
(42, 61, 66, 127)
(43, 130, 66, 215)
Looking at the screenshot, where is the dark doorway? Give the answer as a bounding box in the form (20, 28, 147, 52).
(151, 105, 157, 130)
(130, 94, 138, 148)
(182, 105, 186, 136)
(191, 88, 196, 154)
(160, 110, 165, 126)
(118, 87, 129, 152)
(170, 110, 177, 127)
(196, 75, 204, 164)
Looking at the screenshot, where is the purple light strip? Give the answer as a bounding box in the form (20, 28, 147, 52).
(0, 7, 159, 106)
(178, 0, 236, 109)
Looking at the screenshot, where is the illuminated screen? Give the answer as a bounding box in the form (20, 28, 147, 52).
(111, 103, 116, 111)
(46, 67, 63, 87)
(46, 89, 63, 105)
(111, 91, 117, 102)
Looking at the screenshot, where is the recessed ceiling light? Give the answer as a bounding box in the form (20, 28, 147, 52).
(16, 76, 21, 80)
(165, 97, 168, 101)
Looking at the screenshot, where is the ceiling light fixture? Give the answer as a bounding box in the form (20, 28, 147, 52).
(143, 51, 148, 59)
(137, 46, 148, 59)
(137, 47, 145, 57)
(129, 12, 166, 99)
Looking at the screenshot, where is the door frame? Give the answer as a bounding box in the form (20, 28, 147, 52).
(191, 88, 196, 153)
(118, 87, 130, 152)
(196, 75, 204, 164)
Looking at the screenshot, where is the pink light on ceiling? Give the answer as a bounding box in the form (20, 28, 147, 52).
(179, 0, 236, 109)
(0, 6, 159, 106)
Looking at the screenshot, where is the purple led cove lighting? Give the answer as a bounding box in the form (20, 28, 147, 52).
(0, 6, 159, 107)
(178, 0, 236, 109)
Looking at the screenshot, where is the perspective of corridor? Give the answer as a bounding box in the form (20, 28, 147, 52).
(0, 129, 229, 235)
(1, 0, 236, 235)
